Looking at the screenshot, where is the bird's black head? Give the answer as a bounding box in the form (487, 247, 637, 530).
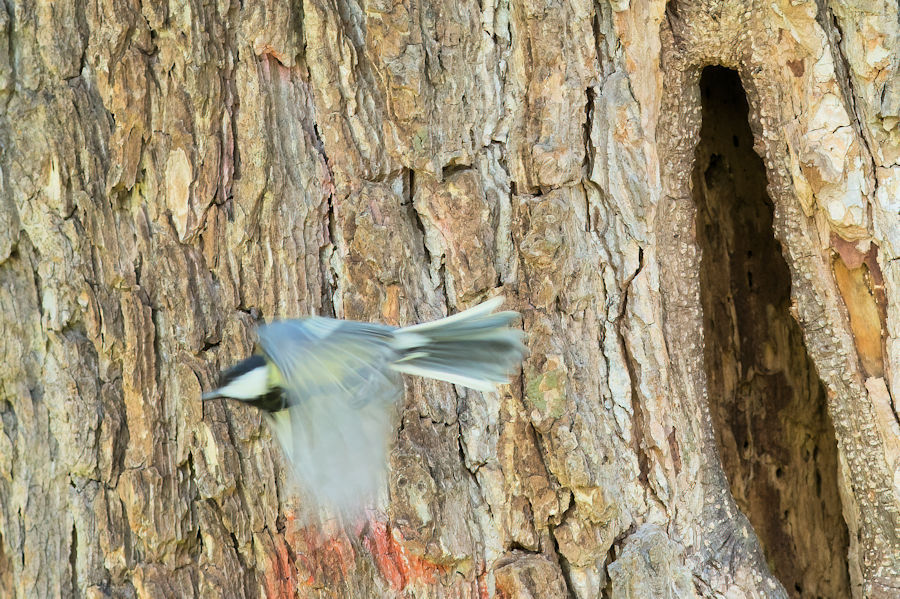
(218, 354, 267, 387)
(208, 354, 287, 412)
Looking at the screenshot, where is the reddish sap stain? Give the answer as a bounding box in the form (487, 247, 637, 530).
(263, 535, 297, 599)
(362, 520, 446, 591)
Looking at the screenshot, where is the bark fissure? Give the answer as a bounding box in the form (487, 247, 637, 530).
(617, 250, 659, 517)
(814, 1, 878, 179)
(547, 526, 579, 599)
(69, 523, 78, 598)
(1, 0, 16, 109)
(224, 26, 241, 188)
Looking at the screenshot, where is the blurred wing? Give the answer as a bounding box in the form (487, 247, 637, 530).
(256, 318, 403, 514)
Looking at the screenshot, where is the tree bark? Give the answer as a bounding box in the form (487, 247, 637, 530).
(0, 0, 897, 598)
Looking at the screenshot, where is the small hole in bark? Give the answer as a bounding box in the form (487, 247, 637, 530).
(694, 66, 850, 599)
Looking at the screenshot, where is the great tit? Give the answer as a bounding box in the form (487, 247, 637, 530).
(202, 297, 525, 515)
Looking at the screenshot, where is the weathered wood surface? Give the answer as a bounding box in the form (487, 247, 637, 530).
(0, 0, 897, 597)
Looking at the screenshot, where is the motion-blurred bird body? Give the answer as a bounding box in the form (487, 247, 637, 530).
(203, 297, 525, 515)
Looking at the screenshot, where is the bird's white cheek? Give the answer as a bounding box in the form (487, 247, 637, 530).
(218, 367, 271, 399)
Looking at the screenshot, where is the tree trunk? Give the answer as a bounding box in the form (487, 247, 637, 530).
(0, 0, 898, 597)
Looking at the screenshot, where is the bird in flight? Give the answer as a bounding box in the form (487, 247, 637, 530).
(202, 296, 526, 516)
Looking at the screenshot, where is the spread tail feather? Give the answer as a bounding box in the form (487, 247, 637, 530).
(390, 297, 526, 391)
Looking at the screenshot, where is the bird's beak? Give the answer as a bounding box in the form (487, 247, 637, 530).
(201, 390, 221, 401)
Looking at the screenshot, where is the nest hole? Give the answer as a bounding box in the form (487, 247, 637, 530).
(694, 66, 850, 598)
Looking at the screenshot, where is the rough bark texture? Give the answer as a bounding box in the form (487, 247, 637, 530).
(0, 1, 897, 598)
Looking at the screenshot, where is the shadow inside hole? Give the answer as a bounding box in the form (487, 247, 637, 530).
(694, 66, 850, 599)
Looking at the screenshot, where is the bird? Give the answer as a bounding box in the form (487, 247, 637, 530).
(202, 296, 526, 516)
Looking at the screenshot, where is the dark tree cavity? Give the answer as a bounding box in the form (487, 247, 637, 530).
(694, 66, 851, 599)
